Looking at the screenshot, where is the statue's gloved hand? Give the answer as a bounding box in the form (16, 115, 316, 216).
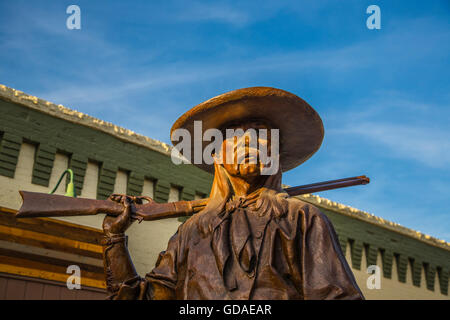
(103, 194, 139, 237)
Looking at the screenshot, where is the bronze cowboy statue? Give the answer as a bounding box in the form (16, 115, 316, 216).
(17, 87, 366, 300)
(102, 87, 364, 300)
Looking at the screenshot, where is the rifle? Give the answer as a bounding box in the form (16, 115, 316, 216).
(15, 175, 369, 221)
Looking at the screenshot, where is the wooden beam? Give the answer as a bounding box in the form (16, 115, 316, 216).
(0, 254, 106, 289)
(0, 225, 103, 259)
(0, 207, 103, 245)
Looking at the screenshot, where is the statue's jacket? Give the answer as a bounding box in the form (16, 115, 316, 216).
(113, 192, 364, 300)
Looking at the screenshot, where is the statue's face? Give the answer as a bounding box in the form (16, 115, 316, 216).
(216, 120, 272, 179)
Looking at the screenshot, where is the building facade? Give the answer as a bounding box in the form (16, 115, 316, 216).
(0, 84, 448, 299)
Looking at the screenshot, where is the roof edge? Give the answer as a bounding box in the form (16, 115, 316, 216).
(0, 84, 174, 158)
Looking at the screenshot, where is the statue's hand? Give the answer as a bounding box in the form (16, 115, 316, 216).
(103, 194, 137, 237)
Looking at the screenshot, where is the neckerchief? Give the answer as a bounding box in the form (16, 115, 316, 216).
(211, 190, 261, 290)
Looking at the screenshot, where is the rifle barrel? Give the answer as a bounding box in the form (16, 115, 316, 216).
(284, 175, 370, 196)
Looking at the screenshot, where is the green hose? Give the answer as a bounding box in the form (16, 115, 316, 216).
(49, 168, 76, 197)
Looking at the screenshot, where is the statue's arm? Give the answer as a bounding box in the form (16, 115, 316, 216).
(101, 194, 178, 300)
(101, 195, 141, 299)
(102, 233, 141, 298)
(102, 237, 177, 299)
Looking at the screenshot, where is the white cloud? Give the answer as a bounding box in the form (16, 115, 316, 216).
(329, 118, 450, 168)
(326, 90, 450, 169)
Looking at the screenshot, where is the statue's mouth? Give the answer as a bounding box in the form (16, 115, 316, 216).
(236, 148, 259, 164)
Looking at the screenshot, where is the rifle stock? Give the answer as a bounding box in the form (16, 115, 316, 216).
(16, 191, 196, 221)
(16, 175, 369, 221)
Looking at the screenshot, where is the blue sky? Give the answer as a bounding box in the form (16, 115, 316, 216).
(1, 1, 449, 241)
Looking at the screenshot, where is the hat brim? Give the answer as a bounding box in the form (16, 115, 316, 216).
(170, 87, 324, 173)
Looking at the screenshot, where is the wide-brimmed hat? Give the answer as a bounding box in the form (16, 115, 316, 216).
(170, 87, 324, 173)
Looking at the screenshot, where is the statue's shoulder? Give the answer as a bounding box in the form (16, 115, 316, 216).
(178, 212, 200, 233)
(285, 195, 313, 210)
(177, 209, 210, 238)
(285, 195, 329, 222)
